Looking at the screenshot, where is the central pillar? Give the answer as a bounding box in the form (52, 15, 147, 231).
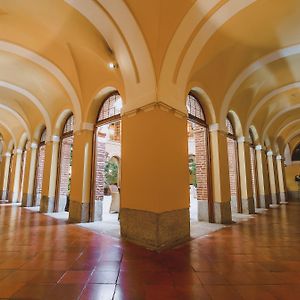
(267, 150, 279, 207)
(1, 153, 11, 200)
(9, 149, 23, 203)
(237, 137, 255, 214)
(209, 124, 232, 223)
(40, 137, 59, 213)
(120, 103, 190, 250)
(255, 145, 269, 208)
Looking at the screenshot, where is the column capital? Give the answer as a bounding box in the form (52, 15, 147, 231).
(4, 152, 11, 157)
(31, 142, 38, 149)
(255, 144, 262, 151)
(79, 122, 94, 132)
(237, 136, 245, 144)
(276, 155, 282, 160)
(209, 123, 219, 132)
(15, 148, 23, 155)
(267, 150, 273, 156)
(51, 135, 60, 143)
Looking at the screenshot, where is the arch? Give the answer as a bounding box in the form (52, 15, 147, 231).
(18, 132, 29, 150)
(85, 86, 120, 126)
(221, 44, 300, 123)
(0, 121, 16, 146)
(284, 144, 292, 165)
(186, 93, 206, 122)
(65, 0, 156, 97)
(262, 104, 300, 141)
(187, 86, 216, 124)
(0, 81, 52, 135)
(245, 82, 300, 131)
(7, 139, 15, 153)
(0, 104, 30, 137)
(54, 109, 73, 136)
(249, 125, 259, 145)
(227, 110, 243, 137)
(0, 41, 82, 130)
(159, 0, 255, 104)
(275, 119, 300, 142)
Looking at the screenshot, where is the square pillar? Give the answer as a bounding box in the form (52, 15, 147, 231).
(237, 137, 255, 214)
(1, 153, 11, 200)
(40, 137, 59, 213)
(69, 129, 94, 223)
(120, 103, 190, 250)
(255, 145, 270, 208)
(8, 149, 23, 203)
(22, 143, 37, 207)
(267, 150, 279, 207)
(208, 124, 232, 224)
(276, 155, 288, 204)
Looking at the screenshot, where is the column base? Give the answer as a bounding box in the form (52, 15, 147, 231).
(198, 200, 209, 222)
(279, 192, 287, 203)
(92, 200, 103, 221)
(69, 200, 89, 223)
(33, 194, 41, 206)
(242, 197, 255, 214)
(56, 196, 67, 212)
(214, 202, 232, 224)
(120, 208, 190, 251)
(230, 196, 239, 213)
(270, 204, 280, 208)
(259, 195, 270, 208)
(22, 193, 33, 207)
(271, 193, 278, 205)
(40, 196, 55, 213)
(280, 201, 288, 205)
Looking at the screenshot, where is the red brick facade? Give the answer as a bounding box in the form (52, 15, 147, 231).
(227, 137, 238, 198)
(249, 146, 258, 205)
(35, 144, 46, 199)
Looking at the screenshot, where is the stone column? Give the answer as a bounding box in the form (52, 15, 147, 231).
(40, 136, 59, 213)
(120, 103, 190, 250)
(255, 145, 270, 208)
(69, 128, 94, 223)
(276, 155, 288, 204)
(22, 143, 37, 207)
(237, 137, 255, 214)
(267, 150, 279, 207)
(9, 148, 23, 203)
(273, 155, 280, 204)
(1, 152, 11, 200)
(208, 124, 232, 224)
(7, 152, 17, 202)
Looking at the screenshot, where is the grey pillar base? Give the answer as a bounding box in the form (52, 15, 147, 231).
(1, 190, 8, 201)
(120, 208, 190, 251)
(40, 196, 55, 213)
(270, 204, 280, 208)
(279, 192, 287, 204)
(22, 193, 33, 207)
(92, 200, 103, 221)
(7, 191, 14, 202)
(271, 193, 278, 205)
(69, 200, 90, 223)
(242, 197, 255, 214)
(259, 194, 270, 208)
(214, 201, 232, 224)
(198, 200, 209, 222)
(56, 196, 67, 212)
(33, 194, 41, 207)
(230, 196, 238, 213)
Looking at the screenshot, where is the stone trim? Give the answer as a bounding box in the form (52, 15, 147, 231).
(120, 208, 190, 251)
(69, 201, 90, 223)
(40, 196, 55, 213)
(241, 197, 255, 214)
(214, 201, 232, 224)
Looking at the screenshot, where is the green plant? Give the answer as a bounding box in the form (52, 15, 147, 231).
(104, 161, 119, 185)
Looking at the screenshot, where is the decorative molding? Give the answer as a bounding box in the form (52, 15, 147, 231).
(123, 101, 186, 119)
(80, 122, 94, 131)
(51, 135, 60, 143)
(209, 123, 219, 132)
(31, 142, 38, 149)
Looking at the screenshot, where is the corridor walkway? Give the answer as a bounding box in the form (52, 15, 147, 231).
(0, 203, 299, 299)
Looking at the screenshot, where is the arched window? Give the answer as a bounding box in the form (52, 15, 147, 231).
(226, 115, 241, 213)
(186, 93, 213, 223)
(34, 128, 46, 206)
(56, 114, 74, 212)
(92, 92, 122, 222)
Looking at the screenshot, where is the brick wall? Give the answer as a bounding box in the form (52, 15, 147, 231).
(94, 130, 106, 201)
(58, 136, 73, 197)
(227, 137, 237, 197)
(35, 144, 45, 197)
(194, 123, 208, 201)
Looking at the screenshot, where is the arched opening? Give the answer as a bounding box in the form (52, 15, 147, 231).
(92, 92, 122, 225)
(292, 143, 300, 161)
(55, 114, 74, 212)
(249, 129, 259, 208)
(226, 117, 241, 213)
(186, 93, 213, 222)
(18, 140, 30, 202)
(33, 128, 46, 206)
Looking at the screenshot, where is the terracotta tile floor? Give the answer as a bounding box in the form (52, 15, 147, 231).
(0, 203, 300, 299)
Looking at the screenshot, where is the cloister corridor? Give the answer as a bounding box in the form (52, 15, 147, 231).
(0, 202, 299, 300)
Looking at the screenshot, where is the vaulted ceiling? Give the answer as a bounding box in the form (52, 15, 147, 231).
(0, 0, 299, 156)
